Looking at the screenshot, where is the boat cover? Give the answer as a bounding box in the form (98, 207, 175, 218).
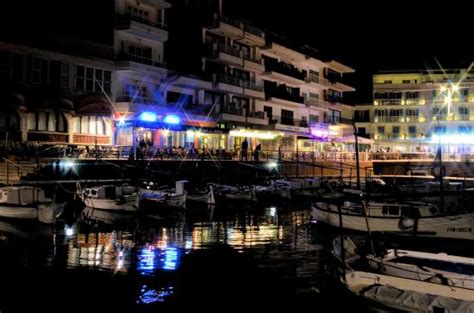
(362, 284, 474, 312)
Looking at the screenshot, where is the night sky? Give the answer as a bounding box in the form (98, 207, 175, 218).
(2, 0, 473, 104)
(224, 0, 474, 103)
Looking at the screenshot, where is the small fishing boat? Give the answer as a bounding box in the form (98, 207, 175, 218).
(0, 186, 64, 223)
(79, 185, 138, 212)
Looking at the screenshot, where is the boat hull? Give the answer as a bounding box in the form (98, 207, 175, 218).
(311, 206, 474, 240)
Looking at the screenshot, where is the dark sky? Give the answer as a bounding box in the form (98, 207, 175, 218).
(2, 0, 473, 104)
(224, 0, 474, 103)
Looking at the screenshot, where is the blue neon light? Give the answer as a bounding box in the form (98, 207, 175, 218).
(138, 112, 158, 122)
(163, 114, 181, 125)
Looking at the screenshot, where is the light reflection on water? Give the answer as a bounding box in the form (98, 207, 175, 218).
(0, 205, 314, 306)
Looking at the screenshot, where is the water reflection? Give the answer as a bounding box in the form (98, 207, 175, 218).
(1, 204, 314, 307)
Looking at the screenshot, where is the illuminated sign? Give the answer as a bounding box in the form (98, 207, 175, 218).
(229, 129, 283, 140)
(138, 112, 158, 122)
(310, 123, 329, 141)
(163, 114, 181, 125)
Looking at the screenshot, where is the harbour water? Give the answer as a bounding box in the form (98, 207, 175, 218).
(0, 202, 370, 312)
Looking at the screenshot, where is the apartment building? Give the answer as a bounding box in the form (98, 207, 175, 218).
(355, 68, 474, 154)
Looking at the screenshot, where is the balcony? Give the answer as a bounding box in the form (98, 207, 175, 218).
(263, 59, 306, 85)
(266, 89, 305, 106)
(305, 98, 330, 110)
(324, 95, 343, 103)
(115, 14, 168, 42)
(217, 104, 268, 125)
(209, 16, 265, 46)
(375, 133, 425, 141)
(214, 74, 264, 98)
(324, 116, 353, 125)
(324, 69, 342, 84)
(116, 54, 167, 74)
(243, 53, 264, 72)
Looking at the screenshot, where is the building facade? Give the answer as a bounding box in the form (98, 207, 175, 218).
(355, 68, 474, 154)
(0, 0, 356, 157)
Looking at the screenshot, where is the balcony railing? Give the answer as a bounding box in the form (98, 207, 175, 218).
(264, 59, 306, 81)
(324, 116, 353, 125)
(116, 14, 167, 30)
(246, 111, 266, 119)
(216, 74, 263, 92)
(117, 53, 166, 68)
(266, 89, 305, 104)
(305, 74, 320, 84)
(219, 16, 264, 38)
(243, 24, 264, 37)
(268, 115, 310, 128)
(242, 80, 263, 92)
(324, 69, 342, 83)
(219, 104, 244, 116)
(243, 53, 263, 65)
(216, 43, 241, 58)
(305, 98, 330, 109)
(375, 133, 425, 140)
(324, 95, 343, 103)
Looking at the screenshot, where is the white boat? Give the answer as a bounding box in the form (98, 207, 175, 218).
(80, 185, 138, 212)
(0, 186, 64, 223)
(345, 270, 474, 312)
(186, 185, 216, 205)
(367, 249, 474, 290)
(212, 184, 258, 202)
(81, 207, 136, 224)
(139, 180, 187, 210)
(311, 200, 474, 240)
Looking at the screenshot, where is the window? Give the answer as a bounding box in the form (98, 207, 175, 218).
(281, 109, 294, 125)
(392, 126, 400, 139)
(29, 112, 67, 132)
(409, 126, 417, 138)
(31, 57, 43, 84)
(204, 91, 223, 105)
(127, 4, 150, 20)
(264, 106, 273, 120)
(405, 91, 419, 99)
(75, 65, 111, 93)
(405, 109, 419, 116)
(126, 84, 148, 103)
(0, 112, 19, 130)
(73, 116, 106, 135)
(233, 97, 249, 108)
(377, 126, 385, 134)
(167, 91, 192, 106)
(309, 114, 319, 123)
(402, 80, 410, 84)
(358, 127, 366, 135)
(383, 80, 392, 84)
(459, 107, 469, 115)
(308, 70, 319, 83)
(128, 45, 153, 63)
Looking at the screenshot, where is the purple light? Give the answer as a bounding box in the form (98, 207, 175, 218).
(310, 124, 329, 140)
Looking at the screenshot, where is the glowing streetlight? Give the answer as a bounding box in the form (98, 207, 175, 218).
(440, 83, 459, 115)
